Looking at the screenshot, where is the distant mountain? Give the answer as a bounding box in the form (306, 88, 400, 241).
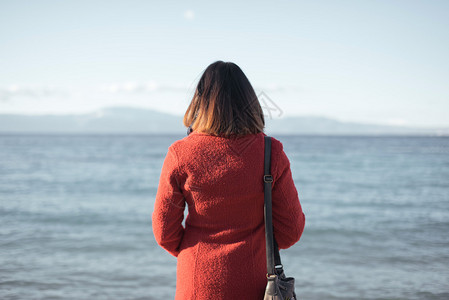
(0, 107, 185, 134)
(0, 106, 447, 135)
(267, 115, 449, 135)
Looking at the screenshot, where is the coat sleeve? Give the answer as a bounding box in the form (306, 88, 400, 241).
(271, 139, 305, 250)
(152, 145, 186, 257)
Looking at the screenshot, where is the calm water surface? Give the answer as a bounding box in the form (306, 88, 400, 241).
(1, 134, 448, 300)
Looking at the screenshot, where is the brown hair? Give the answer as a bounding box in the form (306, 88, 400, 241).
(183, 61, 265, 137)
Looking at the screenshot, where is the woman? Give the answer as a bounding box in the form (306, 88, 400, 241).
(152, 61, 305, 299)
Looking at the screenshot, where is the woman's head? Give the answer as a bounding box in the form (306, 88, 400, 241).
(183, 61, 265, 137)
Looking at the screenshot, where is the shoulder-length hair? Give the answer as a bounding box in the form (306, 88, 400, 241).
(183, 61, 265, 137)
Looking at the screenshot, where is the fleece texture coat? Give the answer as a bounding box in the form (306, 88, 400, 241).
(152, 130, 305, 300)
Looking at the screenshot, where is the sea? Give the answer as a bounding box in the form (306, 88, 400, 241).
(0, 134, 448, 300)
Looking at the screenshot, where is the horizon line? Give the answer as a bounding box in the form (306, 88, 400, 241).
(0, 105, 448, 129)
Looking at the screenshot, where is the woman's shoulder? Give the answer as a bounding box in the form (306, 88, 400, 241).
(267, 135, 285, 156)
(166, 136, 190, 157)
(266, 135, 291, 178)
(165, 131, 211, 160)
(166, 131, 286, 161)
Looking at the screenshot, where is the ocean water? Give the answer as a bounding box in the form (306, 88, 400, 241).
(0, 134, 448, 300)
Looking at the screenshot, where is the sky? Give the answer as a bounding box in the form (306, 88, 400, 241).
(0, 0, 448, 127)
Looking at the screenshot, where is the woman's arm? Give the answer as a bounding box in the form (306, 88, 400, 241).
(271, 139, 305, 250)
(152, 145, 185, 257)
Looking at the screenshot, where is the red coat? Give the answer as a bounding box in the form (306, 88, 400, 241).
(152, 131, 305, 299)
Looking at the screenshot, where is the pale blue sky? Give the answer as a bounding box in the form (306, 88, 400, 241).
(1, 0, 448, 127)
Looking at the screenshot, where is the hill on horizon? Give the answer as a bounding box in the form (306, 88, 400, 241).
(0, 106, 447, 136)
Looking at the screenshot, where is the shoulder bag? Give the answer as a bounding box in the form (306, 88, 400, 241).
(263, 136, 297, 300)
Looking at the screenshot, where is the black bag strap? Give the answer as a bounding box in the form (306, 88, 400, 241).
(264, 136, 282, 275)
